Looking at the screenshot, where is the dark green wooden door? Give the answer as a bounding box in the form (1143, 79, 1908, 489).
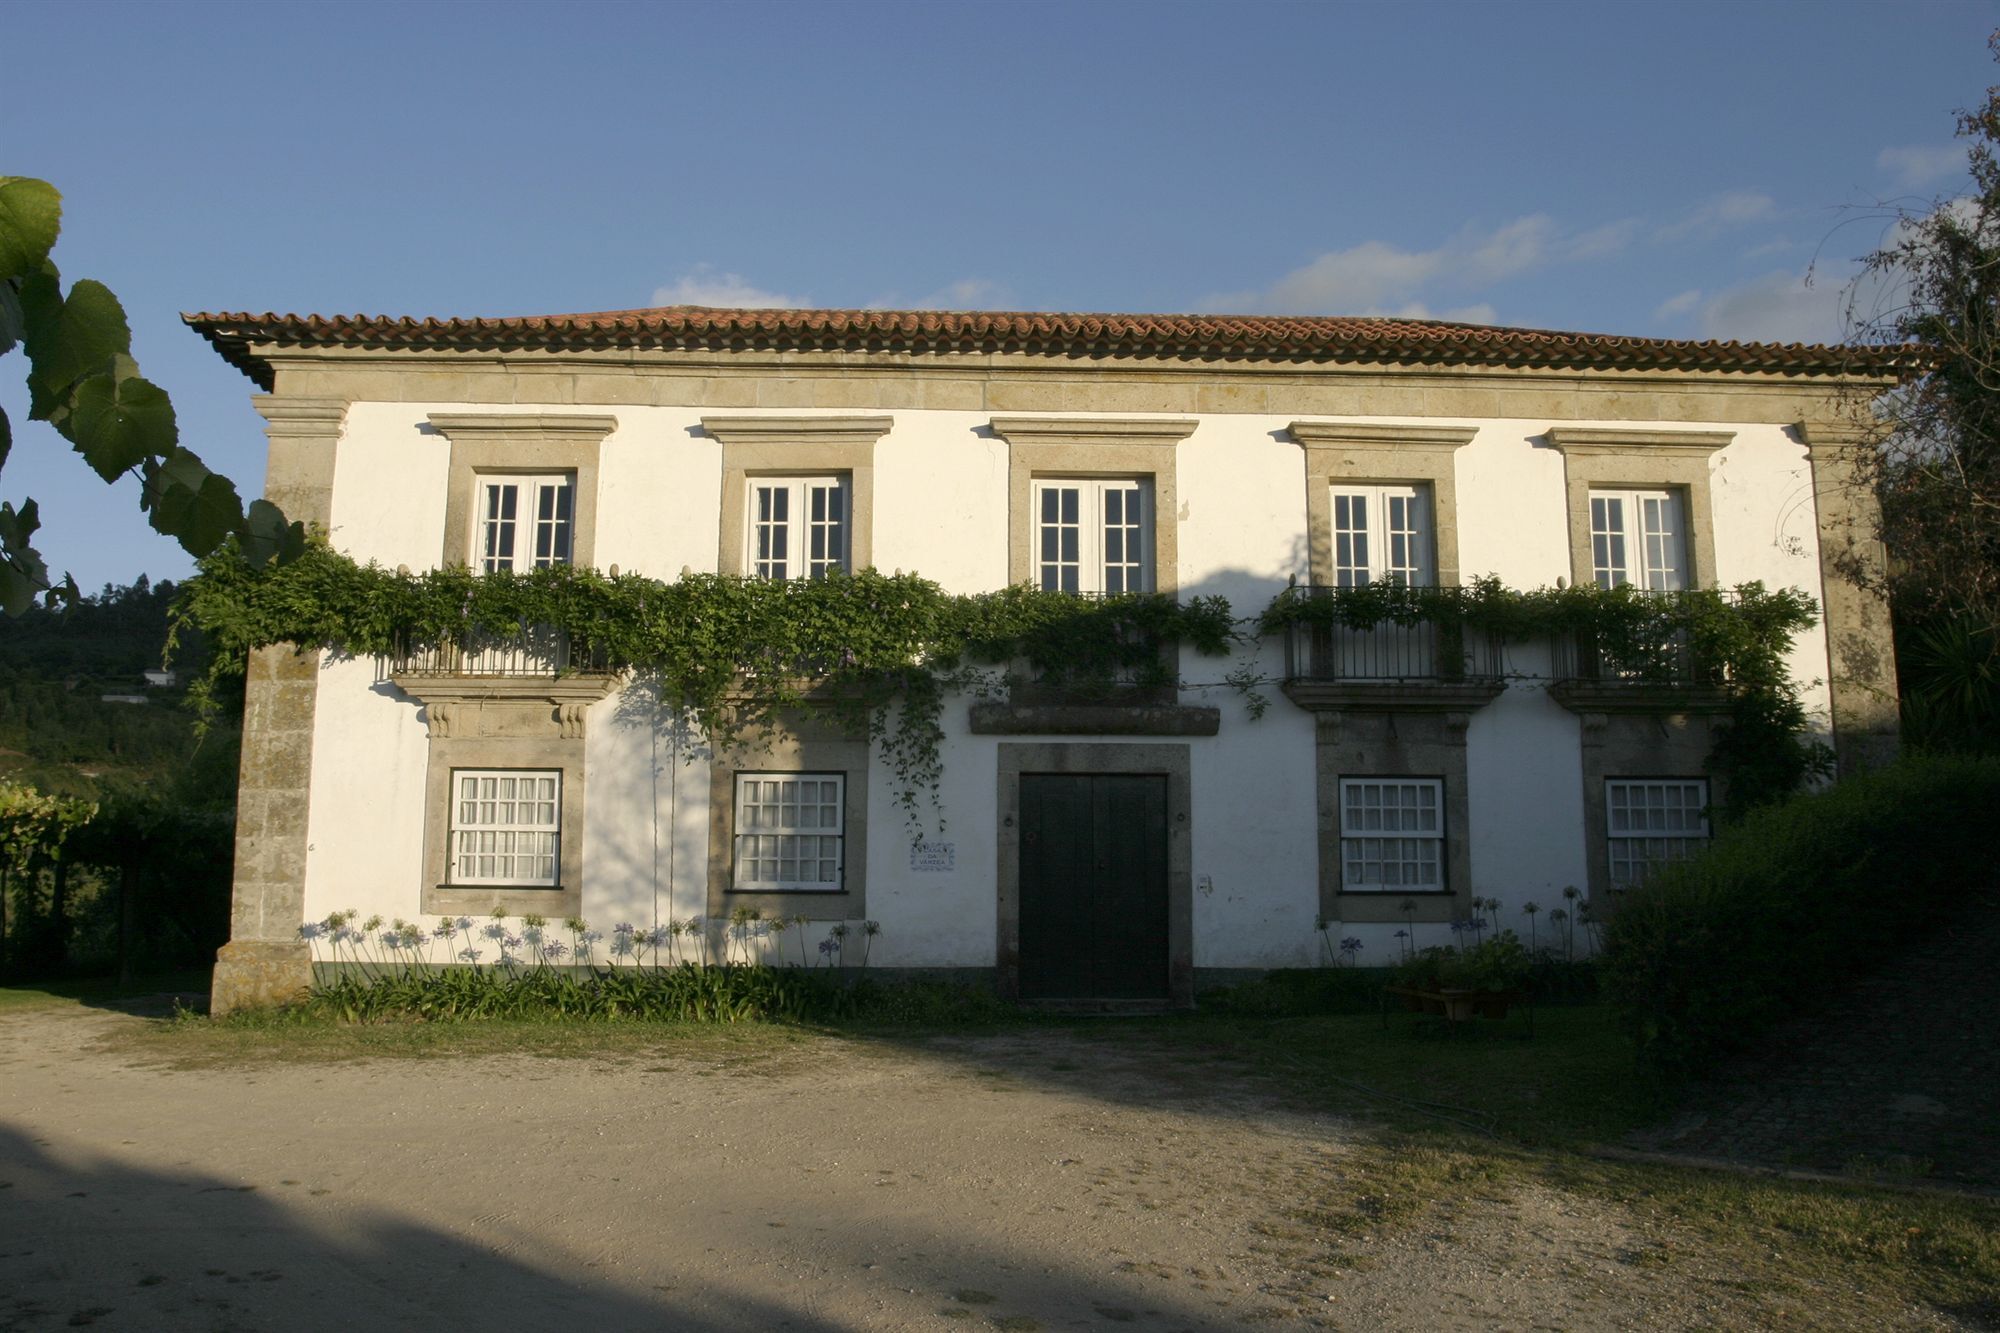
(1018, 774, 1169, 1000)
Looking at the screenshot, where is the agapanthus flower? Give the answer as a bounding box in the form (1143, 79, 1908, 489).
(298, 922, 323, 941)
(458, 947, 484, 963)
(1340, 937, 1363, 953)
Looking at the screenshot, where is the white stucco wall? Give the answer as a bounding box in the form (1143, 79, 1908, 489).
(297, 403, 1835, 970)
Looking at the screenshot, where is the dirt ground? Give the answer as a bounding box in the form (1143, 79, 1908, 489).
(0, 1004, 1972, 1332)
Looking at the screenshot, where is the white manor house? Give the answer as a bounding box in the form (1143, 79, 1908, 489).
(185, 306, 1904, 1012)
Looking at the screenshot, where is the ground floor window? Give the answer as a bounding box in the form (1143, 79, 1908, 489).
(1338, 777, 1445, 892)
(1605, 778, 1709, 888)
(450, 769, 561, 886)
(733, 773, 846, 891)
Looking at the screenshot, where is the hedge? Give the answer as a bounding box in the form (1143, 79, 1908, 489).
(1599, 754, 2000, 1073)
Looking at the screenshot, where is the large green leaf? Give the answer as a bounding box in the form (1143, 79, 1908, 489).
(24, 278, 131, 421)
(66, 358, 176, 481)
(0, 498, 47, 616)
(239, 498, 305, 569)
(0, 279, 22, 357)
(144, 449, 245, 556)
(0, 178, 60, 284)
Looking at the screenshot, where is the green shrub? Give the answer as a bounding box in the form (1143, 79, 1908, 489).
(1599, 754, 2000, 1072)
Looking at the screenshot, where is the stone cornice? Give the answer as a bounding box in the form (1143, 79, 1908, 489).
(968, 702, 1221, 736)
(1796, 417, 1888, 454)
(699, 414, 894, 447)
(1279, 680, 1505, 714)
(253, 396, 348, 438)
(1546, 682, 1736, 716)
(389, 673, 619, 739)
(427, 412, 619, 446)
(1287, 421, 1478, 451)
(1545, 426, 1735, 457)
(989, 416, 1199, 448)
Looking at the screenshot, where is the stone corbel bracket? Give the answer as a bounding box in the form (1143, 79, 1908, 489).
(390, 673, 620, 740)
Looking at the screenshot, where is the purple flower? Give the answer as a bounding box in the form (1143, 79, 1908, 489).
(1340, 937, 1363, 953)
(542, 941, 569, 961)
(298, 922, 323, 941)
(613, 922, 636, 936)
(819, 938, 839, 956)
(458, 947, 483, 963)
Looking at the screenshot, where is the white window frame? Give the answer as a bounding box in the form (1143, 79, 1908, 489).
(1328, 483, 1435, 587)
(1032, 478, 1153, 595)
(748, 475, 850, 581)
(448, 769, 561, 887)
(476, 474, 575, 574)
(732, 773, 847, 892)
(1589, 488, 1688, 591)
(1338, 777, 1446, 893)
(1605, 778, 1710, 889)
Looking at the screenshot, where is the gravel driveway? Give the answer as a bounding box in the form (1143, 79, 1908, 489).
(0, 1004, 1972, 1331)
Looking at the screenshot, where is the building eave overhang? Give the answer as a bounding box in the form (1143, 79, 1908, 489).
(181, 306, 1924, 393)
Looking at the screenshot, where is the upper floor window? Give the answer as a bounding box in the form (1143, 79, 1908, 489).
(478, 474, 574, 573)
(1589, 489, 1687, 591)
(1329, 483, 1435, 586)
(1034, 479, 1152, 594)
(750, 476, 849, 581)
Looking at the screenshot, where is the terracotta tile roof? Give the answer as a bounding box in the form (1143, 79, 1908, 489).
(182, 305, 1918, 391)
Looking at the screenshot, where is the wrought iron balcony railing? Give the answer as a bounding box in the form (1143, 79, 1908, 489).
(1548, 590, 1739, 689)
(389, 625, 608, 678)
(1277, 586, 1504, 684)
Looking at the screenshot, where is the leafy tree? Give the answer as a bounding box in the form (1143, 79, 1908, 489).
(1844, 39, 2000, 748)
(0, 177, 302, 615)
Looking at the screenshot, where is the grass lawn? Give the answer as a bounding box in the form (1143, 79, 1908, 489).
(0, 968, 209, 1014)
(16, 976, 1999, 1327)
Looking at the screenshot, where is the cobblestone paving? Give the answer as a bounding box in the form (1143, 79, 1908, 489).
(1629, 901, 2000, 1190)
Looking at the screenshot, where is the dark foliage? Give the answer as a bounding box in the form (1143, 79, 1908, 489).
(1599, 755, 2000, 1072)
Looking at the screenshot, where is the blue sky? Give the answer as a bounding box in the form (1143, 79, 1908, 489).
(3, 0, 1995, 591)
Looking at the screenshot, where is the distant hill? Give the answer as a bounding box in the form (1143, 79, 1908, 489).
(0, 578, 220, 796)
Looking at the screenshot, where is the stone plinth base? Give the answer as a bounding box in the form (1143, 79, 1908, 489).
(210, 939, 313, 1016)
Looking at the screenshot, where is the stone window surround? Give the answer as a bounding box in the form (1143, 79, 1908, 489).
(1310, 711, 1480, 924)
(990, 417, 1199, 595)
(1574, 709, 1729, 913)
(1545, 427, 1734, 591)
(705, 713, 872, 921)
(993, 742, 1195, 1008)
(431, 413, 617, 571)
(396, 675, 615, 919)
(1288, 421, 1478, 588)
(701, 415, 893, 577)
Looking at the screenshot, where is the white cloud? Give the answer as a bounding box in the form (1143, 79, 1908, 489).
(1654, 191, 1779, 243)
(1655, 268, 1850, 344)
(1653, 289, 1702, 320)
(1201, 213, 1626, 317)
(1878, 143, 1968, 190)
(866, 277, 1011, 311)
(651, 264, 802, 309)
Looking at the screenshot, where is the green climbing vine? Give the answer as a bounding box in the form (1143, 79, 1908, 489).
(1260, 577, 1830, 818)
(169, 542, 1239, 834)
(171, 546, 1828, 833)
